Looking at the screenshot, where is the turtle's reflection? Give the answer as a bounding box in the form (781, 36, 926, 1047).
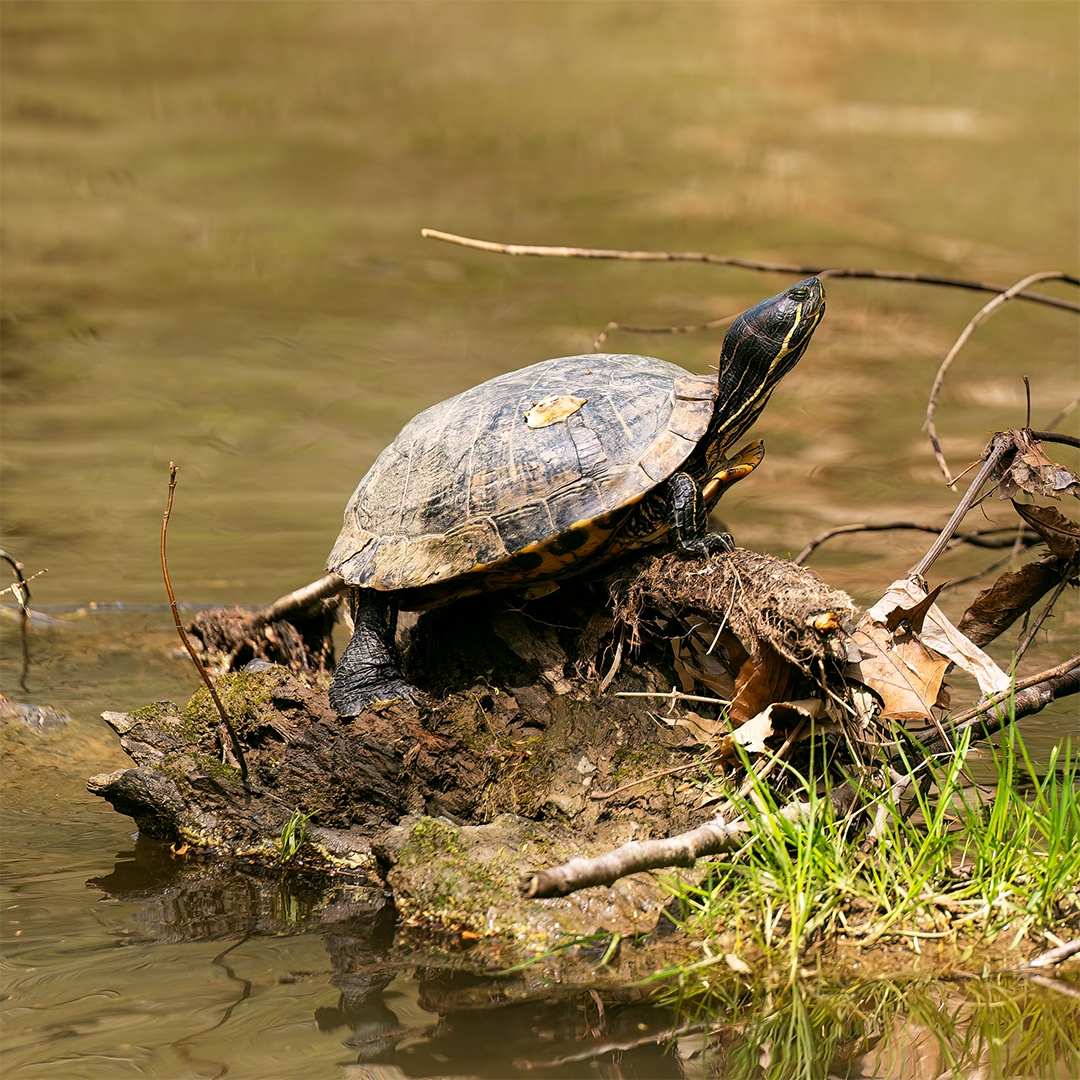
(87, 837, 690, 1078)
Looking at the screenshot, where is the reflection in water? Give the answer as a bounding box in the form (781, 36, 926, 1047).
(83, 839, 1080, 1080)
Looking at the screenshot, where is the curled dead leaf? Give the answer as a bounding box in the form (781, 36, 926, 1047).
(998, 429, 1080, 501)
(865, 579, 1011, 697)
(1012, 502, 1080, 559)
(958, 558, 1074, 648)
(718, 698, 824, 757)
(883, 582, 947, 634)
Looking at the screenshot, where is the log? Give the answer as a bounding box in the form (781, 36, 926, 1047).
(88, 547, 859, 944)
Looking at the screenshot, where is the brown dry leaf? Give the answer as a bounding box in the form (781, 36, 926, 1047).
(1012, 501, 1080, 558)
(658, 710, 729, 745)
(729, 644, 799, 726)
(998, 430, 1080, 501)
(865, 579, 1012, 697)
(957, 559, 1071, 648)
(676, 629, 739, 700)
(849, 621, 950, 721)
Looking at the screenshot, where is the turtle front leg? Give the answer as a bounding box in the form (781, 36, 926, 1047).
(329, 588, 421, 717)
(666, 471, 735, 557)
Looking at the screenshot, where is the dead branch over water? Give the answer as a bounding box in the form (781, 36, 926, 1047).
(926, 271, 1080, 484)
(421, 228, 1080, 312)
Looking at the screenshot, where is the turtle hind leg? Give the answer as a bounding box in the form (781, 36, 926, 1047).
(666, 471, 735, 557)
(329, 588, 420, 717)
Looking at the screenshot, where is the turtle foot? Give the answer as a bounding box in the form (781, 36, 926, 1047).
(328, 666, 421, 718)
(678, 531, 735, 557)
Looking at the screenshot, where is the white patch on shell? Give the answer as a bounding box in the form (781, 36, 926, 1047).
(524, 394, 588, 428)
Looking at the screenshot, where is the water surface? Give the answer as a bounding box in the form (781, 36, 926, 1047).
(2, 3, 1078, 1076)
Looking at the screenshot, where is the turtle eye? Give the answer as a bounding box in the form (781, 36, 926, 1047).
(789, 285, 811, 302)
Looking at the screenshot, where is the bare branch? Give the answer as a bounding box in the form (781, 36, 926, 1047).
(421, 228, 1080, 312)
(908, 432, 1017, 581)
(927, 272, 1075, 483)
(793, 522, 1040, 566)
(1012, 572, 1076, 665)
(252, 573, 344, 628)
(520, 784, 859, 899)
(901, 656, 1080, 767)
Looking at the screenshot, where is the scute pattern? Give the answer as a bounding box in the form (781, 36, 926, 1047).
(328, 353, 717, 596)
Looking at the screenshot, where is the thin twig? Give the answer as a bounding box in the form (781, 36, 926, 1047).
(1012, 573, 1074, 667)
(908, 432, 1016, 581)
(162, 463, 248, 782)
(614, 689, 731, 705)
(793, 522, 1040, 566)
(592, 313, 737, 351)
(890, 657, 1080, 778)
(589, 757, 715, 802)
(926, 271, 1074, 483)
(898, 425, 1075, 587)
(948, 655, 1080, 731)
(421, 229, 1080, 312)
(0, 548, 44, 692)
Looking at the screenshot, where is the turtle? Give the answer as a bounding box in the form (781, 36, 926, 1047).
(327, 276, 825, 715)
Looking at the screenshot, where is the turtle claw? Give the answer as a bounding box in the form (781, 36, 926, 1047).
(679, 531, 735, 558)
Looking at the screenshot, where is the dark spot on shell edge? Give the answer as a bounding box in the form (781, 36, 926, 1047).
(548, 526, 591, 556)
(511, 550, 545, 572)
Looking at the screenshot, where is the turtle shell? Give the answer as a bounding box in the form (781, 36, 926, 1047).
(328, 354, 717, 607)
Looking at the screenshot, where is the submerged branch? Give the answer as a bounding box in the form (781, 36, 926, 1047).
(1015, 939, 1080, 970)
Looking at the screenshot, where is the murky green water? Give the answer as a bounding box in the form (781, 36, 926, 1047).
(2, 2, 1078, 1076)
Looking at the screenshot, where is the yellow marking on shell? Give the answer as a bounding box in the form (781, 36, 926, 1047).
(524, 394, 588, 428)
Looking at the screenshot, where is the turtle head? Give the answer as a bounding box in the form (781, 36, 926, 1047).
(712, 276, 826, 445)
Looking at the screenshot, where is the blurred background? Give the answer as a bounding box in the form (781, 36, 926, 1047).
(1, 4, 1077, 1077)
